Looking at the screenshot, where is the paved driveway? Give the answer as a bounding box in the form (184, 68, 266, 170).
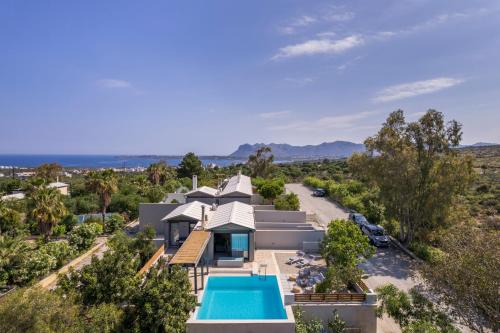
(285, 183, 349, 226)
(287, 183, 419, 333)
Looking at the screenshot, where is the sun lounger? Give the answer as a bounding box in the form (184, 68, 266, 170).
(296, 250, 306, 257)
(307, 254, 322, 260)
(286, 256, 304, 265)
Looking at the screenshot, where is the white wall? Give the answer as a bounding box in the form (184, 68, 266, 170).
(253, 205, 275, 211)
(254, 210, 306, 223)
(255, 230, 324, 250)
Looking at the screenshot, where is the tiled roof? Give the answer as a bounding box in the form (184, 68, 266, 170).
(185, 186, 218, 197)
(162, 201, 210, 221)
(206, 201, 255, 230)
(219, 174, 252, 197)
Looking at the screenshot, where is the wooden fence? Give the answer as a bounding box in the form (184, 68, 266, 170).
(137, 244, 165, 276)
(294, 292, 366, 303)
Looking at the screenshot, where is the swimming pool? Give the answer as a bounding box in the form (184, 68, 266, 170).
(196, 275, 287, 320)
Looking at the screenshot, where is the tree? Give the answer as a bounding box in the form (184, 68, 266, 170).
(376, 284, 459, 333)
(247, 146, 274, 178)
(147, 161, 169, 185)
(35, 163, 62, 182)
(321, 219, 375, 268)
(30, 186, 67, 240)
(177, 152, 203, 179)
(0, 235, 30, 286)
(256, 178, 284, 203)
(420, 225, 499, 332)
(67, 223, 102, 252)
(86, 169, 118, 223)
(131, 261, 196, 332)
(349, 110, 473, 244)
(0, 200, 23, 236)
(274, 192, 300, 211)
(0, 288, 81, 333)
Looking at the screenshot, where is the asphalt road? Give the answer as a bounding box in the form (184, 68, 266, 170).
(286, 183, 419, 333)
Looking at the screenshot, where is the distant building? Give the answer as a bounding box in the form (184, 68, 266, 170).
(48, 181, 69, 195)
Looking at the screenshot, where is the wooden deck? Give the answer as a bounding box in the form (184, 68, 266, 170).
(169, 231, 211, 265)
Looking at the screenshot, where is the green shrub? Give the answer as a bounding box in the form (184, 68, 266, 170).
(381, 219, 399, 237)
(409, 242, 444, 263)
(51, 225, 66, 237)
(60, 214, 78, 232)
(104, 214, 125, 234)
(303, 176, 326, 189)
(14, 249, 57, 284)
(68, 223, 103, 252)
(42, 241, 74, 267)
(274, 193, 300, 211)
(342, 195, 365, 213)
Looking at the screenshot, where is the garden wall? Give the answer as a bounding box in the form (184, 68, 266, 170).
(138, 203, 180, 235)
(254, 210, 306, 223)
(255, 230, 324, 250)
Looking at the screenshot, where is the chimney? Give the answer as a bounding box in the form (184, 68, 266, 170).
(192, 175, 198, 191)
(201, 205, 206, 229)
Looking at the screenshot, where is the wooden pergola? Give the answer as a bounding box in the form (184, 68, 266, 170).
(168, 230, 211, 294)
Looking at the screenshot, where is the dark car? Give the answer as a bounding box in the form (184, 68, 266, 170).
(361, 224, 390, 247)
(312, 188, 326, 197)
(348, 213, 369, 229)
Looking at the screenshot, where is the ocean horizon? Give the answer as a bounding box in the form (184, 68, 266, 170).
(0, 154, 245, 168)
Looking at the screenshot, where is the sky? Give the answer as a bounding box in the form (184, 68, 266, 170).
(0, 0, 499, 155)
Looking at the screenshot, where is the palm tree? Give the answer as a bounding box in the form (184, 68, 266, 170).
(30, 187, 67, 240)
(147, 161, 168, 185)
(86, 169, 118, 223)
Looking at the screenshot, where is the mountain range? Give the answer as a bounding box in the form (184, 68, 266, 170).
(229, 141, 365, 159)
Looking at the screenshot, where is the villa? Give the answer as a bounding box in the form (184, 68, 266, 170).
(139, 173, 377, 333)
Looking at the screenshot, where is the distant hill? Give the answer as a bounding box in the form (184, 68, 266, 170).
(229, 141, 365, 159)
(470, 142, 498, 147)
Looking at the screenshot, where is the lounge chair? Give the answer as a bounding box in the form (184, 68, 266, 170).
(296, 250, 306, 257)
(286, 257, 303, 265)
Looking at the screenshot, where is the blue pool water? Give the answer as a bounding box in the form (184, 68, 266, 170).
(197, 275, 287, 320)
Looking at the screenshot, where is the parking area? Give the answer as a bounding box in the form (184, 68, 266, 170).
(287, 183, 420, 333)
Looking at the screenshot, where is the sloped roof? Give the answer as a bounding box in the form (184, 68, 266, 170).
(219, 174, 252, 197)
(185, 186, 218, 197)
(162, 201, 210, 221)
(206, 201, 255, 230)
(169, 231, 211, 265)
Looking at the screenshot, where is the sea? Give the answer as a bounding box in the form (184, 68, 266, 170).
(0, 154, 246, 169)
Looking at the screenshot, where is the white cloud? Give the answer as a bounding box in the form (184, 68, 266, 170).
(272, 35, 363, 59)
(279, 15, 317, 34)
(284, 77, 314, 85)
(316, 31, 336, 38)
(269, 111, 379, 131)
(373, 77, 465, 103)
(259, 110, 293, 119)
(96, 79, 132, 89)
(323, 11, 355, 22)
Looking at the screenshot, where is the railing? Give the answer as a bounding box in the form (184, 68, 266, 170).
(137, 244, 165, 276)
(294, 292, 366, 303)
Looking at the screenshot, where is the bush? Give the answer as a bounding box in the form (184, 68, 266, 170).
(303, 176, 326, 189)
(294, 307, 324, 333)
(342, 195, 365, 213)
(60, 214, 78, 232)
(42, 241, 74, 267)
(381, 219, 399, 237)
(274, 193, 300, 211)
(409, 242, 444, 263)
(104, 214, 125, 234)
(51, 224, 66, 237)
(14, 249, 57, 284)
(68, 223, 103, 252)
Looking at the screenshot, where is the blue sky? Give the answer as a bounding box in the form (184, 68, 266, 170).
(1, 0, 499, 155)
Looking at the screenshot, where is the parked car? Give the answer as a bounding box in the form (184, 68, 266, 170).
(361, 224, 390, 247)
(348, 213, 369, 229)
(312, 188, 326, 197)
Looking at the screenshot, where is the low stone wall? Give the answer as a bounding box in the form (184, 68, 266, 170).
(294, 303, 377, 333)
(255, 230, 324, 250)
(253, 205, 275, 211)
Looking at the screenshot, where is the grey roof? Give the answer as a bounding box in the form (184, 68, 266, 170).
(162, 201, 211, 221)
(185, 186, 218, 197)
(219, 174, 252, 197)
(206, 201, 255, 230)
